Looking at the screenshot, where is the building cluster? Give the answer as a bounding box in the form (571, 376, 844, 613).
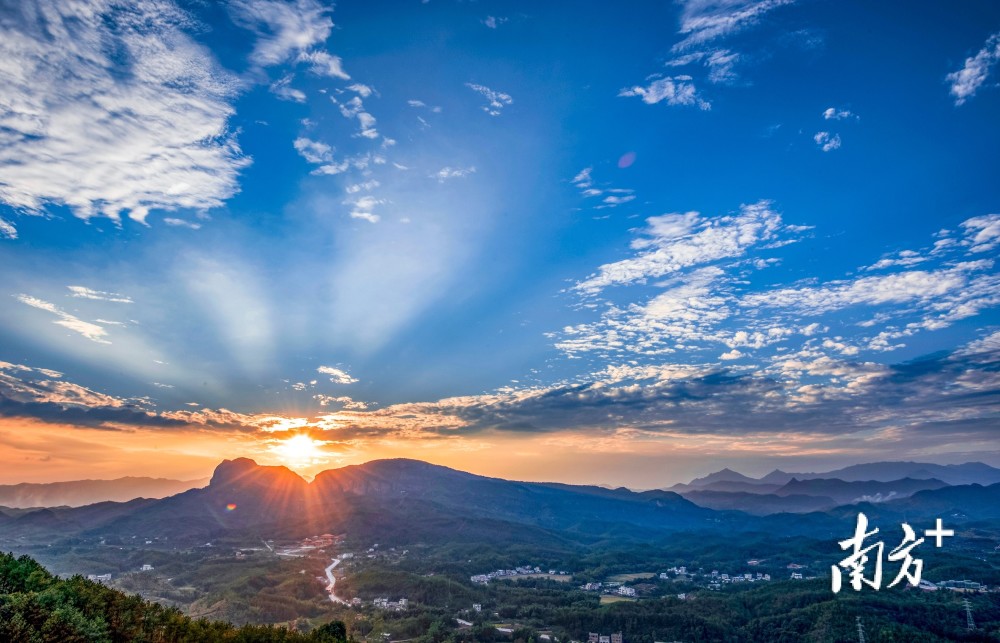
(660, 566, 772, 590)
(661, 565, 688, 577)
(301, 533, 339, 549)
(86, 573, 112, 583)
(587, 632, 623, 643)
(372, 597, 408, 611)
(934, 580, 986, 592)
(708, 569, 771, 589)
(471, 564, 546, 584)
(579, 582, 636, 597)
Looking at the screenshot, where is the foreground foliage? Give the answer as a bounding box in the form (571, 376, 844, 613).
(0, 552, 348, 643)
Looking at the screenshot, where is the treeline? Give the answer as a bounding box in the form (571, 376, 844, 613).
(0, 552, 349, 643)
(510, 580, 1000, 643)
(341, 571, 1000, 642)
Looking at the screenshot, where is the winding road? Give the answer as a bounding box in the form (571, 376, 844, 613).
(324, 557, 347, 604)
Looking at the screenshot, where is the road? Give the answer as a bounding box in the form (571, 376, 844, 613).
(324, 557, 347, 604)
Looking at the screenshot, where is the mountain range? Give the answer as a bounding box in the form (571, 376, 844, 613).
(0, 458, 998, 549)
(671, 461, 1000, 490)
(0, 476, 208, 509)
(665, 461, 1000, 516)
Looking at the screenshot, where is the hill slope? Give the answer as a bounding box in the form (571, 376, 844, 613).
(0, 552, 348, 642)
(0, 476, 208, 508)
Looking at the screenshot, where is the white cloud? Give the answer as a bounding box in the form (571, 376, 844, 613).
(317, 365, 358, 384)
(345, 180, 380, 194)
(961, 214, 1000, 253)
(314, 394, 368, 409)
(338, 96, 363, 118)
(0, 0, 248, 224)
(618, 76, 710, 109)
(947, 33, 1000, 105)
(348, 83, 374, 97)
(572, 168, 593, 188)
(357, 112, 379, 138)
(294, 137, 333, 164)
(674, 0, 795, 50)
(433, 166, 476, 182)
(960, 330, 1000, 355)
(813, 131, 841, 152)
(863, 250, 926, 271)
(270, 74, 307, 102)
(0, 217, 16, 239)
(466, 83, 513, 116)
(741, 262, 998, 333)
(15, 294, 110, 344)
(706, 49, 740, 83)
(67, 286, 133, 304)
(314, 162, 350, 176)
(335, 95, 379, 138)
(346, 195, 384, 223)
(163, 217, 203, 230)
(575, 201, 792, 294)
(823, 107, 857, 120)
(719, 348, 745, 360)
(408, 99, 442, 113)
(666, 48, 740, 84)
(482, 16, 508, 29)
(228, 0, 338, 69)
(571, 168, 636, 209)
(297, 50, 350, 79)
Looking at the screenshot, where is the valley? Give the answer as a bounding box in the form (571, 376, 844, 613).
(2, 458, 999, 641)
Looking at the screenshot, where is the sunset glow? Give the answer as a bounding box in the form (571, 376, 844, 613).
(271, 435, 328, 469)
(0, 0, 996, 489)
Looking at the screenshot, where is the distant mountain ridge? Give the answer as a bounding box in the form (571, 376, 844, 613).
(672, 461, 1000, 490)
(0, 458, 727, 546)
(1, 458, 998, 547)
(773, 477, 950, 504)
(669, 461, 1000, 516)
(0, 476, 208, 508)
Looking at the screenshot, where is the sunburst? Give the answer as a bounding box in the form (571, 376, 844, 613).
(271, 434, 326, 468)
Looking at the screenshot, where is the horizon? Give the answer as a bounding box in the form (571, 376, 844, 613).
(2, 455, 997, 491)
(1, 0, 999, 489)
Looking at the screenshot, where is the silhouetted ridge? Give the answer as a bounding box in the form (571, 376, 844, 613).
(209, 457, 308, 491)
(312, 458, 478, 495)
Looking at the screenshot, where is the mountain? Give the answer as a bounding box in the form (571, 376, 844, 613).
(313, 458, 721, 536)
(679, 480, 782, 494)
(679, 490, 837, 515)
(759, 469, 797, 485)
(773, 477, 949, 504)
(0, 458, 734, 546)
(760, 481, 1000, 538)
(672, 467, 759, 489)
(4, 458, 999, 549)
(0, 476, 208, 508)
(784, 461, 1000, 486)
(677, 477, 953, 516)
(673, 461, 1000, 489)
(881, 482, 1000, 520)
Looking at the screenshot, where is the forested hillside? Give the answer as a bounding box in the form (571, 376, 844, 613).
(0, 552, 348, 643)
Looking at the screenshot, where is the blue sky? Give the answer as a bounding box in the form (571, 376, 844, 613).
(0, 0, 998, 485)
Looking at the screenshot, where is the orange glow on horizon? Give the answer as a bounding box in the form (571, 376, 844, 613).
(269, 434, 328, 470)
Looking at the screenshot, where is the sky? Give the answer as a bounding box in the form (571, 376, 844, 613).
(0, 0, 999, 487)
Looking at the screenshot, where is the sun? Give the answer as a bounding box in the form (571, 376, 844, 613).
(272, 434, 325, 467)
